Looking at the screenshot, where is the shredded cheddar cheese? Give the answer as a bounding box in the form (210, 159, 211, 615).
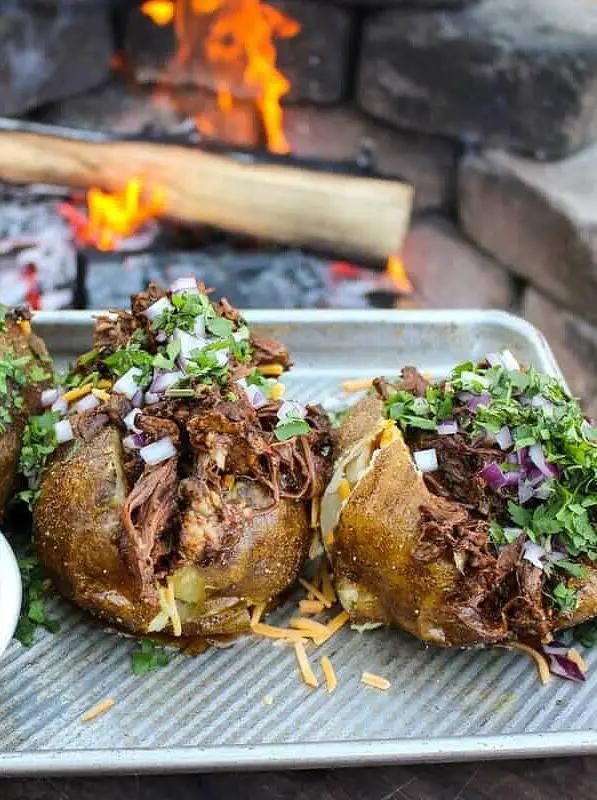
(270, 382, 286, 401)
(92, 388, 111, 402)
(299, 578, 332, 609)
(338, 478, 351, 501)
(63, 384, 93, 403)
(165, 577, 182, 637)
(342, 378, 374, 393)
(251, 623, 304, 643)
(321, 656, 337, 693)
(361, 672, 390, 691)
(290, 617, 330, 644)
(80, 698, 115, 722)
(299, 599, 325, 615)
(251, 602, 266, 626)
(316, 610, 350, 645)
(310, 497, 320, 529)
(567, 647, 588, 673)
(294, 641, 319, 688)
(18, 319, 31, 336)
(509, 642, 551, 685)
(321, 569, 336, 606)
(257, 364, 284, 377)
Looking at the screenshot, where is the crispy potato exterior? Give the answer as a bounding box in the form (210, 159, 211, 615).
(0, 320, 49, 518)
(325, 403, 597, 646)
(35, 426, 311, 638)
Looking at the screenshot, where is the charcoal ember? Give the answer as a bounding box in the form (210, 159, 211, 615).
(0, 191, 77, 309)
(86, 250, 330, 310)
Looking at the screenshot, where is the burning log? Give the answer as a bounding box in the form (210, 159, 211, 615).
(0, 121, 413, 265)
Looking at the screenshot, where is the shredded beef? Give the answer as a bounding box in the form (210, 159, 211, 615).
(120, 458, 178, 599)
(131, 283, 166, 316)
(250, 334, 292, 369)
(71, 411, 109, 442)
(93, 311, 138, 354)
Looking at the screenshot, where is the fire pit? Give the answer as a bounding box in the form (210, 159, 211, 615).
(0, 0, 596, 413)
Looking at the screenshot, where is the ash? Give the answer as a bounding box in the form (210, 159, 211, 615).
(0, 184, 77, 309)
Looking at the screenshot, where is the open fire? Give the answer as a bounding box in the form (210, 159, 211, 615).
(142, 0, 300, 154)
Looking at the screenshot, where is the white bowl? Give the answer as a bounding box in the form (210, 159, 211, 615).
(0, 532, 22, 657)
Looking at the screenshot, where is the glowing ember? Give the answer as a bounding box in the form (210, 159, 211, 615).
(386, 255, 413, 294)
(60, 179, 166, 252)
(141, 0, 175, 26)
(143, 0, 300, 154)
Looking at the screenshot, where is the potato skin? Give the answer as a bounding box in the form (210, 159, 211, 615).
(327, 403, 597, 645)
(35, 425, 311, 638)
(0, 319, 49, 518)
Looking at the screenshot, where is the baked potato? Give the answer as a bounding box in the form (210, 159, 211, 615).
(322, 358, 597, 648)
(33, 280, 332, 640)
(0, 305, 50, 518)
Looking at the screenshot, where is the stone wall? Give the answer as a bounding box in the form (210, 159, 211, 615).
(2, 0, 597, 410)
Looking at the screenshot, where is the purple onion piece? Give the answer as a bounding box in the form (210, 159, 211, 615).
(131, 388, 144, 408)
(467, 393, 491, 413)
(542, 641, 570, 657)
(548, 654, 586, 683)
(74, 394, 100, 413)
(518, 480, 536, 505)
(51, 397, 68, 417)
(437, 419, 458, 436)
(480, 462, 506, 490)
(523, 540, 546, 569)
(155, 330, 167, 343)
(502, 469, 522, 486)
(529, 442, 560, 480)
(170, 277, 199, 295)
(41, 388, 60, 407)
(496, 426, 513, 450)
(142, 296, 172, 323)
(486, 352, 505, 368)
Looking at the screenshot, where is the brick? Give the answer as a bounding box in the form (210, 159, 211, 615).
(403, 217, 517, 309)
(0, 2, 113, 117)
(284, 105, 457, 211)
(459, 146, 597, 324)
(358, 0, 597, 159)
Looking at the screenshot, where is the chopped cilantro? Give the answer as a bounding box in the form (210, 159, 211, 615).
(152, 292, 213, 336)
(551, 581, 579, 613)
(103, 341, 154, 384)
(0, 306, 6, 332)
(131, 638, 169, 675)
(574, 620, 597, 648)
(274, 408, 311, 442)
(206, 315, 234, 339)
(0, 349, 33, 432)
(14, 554, 59, 647)
(77, 348, 100, 367)
(153, 338, 181, 370)
(18, 411, 60, 507)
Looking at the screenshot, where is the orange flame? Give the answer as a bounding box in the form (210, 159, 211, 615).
(60, 179, 166, 252)
(141, 0, 175, 26)
(386, 256, 413, 295)
(143, 0, 300, 154)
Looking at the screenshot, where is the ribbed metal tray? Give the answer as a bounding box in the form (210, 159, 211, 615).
(3, 308, 596, 777)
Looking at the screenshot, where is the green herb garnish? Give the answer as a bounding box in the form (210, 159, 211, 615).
(18, 411, 60, 507)
(0, 349, 32, 432)
(15, 554, 59, 647)
(131, 638, 169, 675)
(552, 582, 580, 613)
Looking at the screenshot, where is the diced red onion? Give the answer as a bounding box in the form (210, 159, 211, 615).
(456, 391, 472, 403)
(122, 435, 140, 450)
(173, 329, 206, 360)
(277, 401, 307, 422)
(140, 436, 177, 465)
(518, 480, 535, 504)
(51, 396, 68, 416)
(41, 388, 60, 407)
(142, 296, 172, 323)
(523, 540, 546, 569)
(414, 448, 438, 473)
(193, 316, 205, 338)
(131, 388, 144, 408)
(150, 369, 184, 394)
(155, 330, 167, 344)
(534, 483, 554, 500)
(54, 419, 74, 443)
(531, 395, 553, 412)
(518, 447, 531, 473)
(113, 367, 143, 399)
(507, 453, 519, 464)
(214, 348, 229, 367)
(485, 352, 503, 368)
(543, 641, 569, 657)
(461, 371, 491, 389)
(503, 469, 522, 486)
(529, 442, 560, 480)
(245, 384, 268, 409)
(500, 350, 520, 371)
(74, 394, 100, 413)
(124, 408, 142, 432)
(467, 393, 492, 413)
(496, 426, 513, 450)
(548, 654, 586, 683)
(170, 277, 199, 295)
(144, 391, 161, 406)
(480, 462, 507, 490)
(437, 420, 458, 435)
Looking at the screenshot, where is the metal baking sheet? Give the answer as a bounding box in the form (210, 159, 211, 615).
(2, 308, 595, 777)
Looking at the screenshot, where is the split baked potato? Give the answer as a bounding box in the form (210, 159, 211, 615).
(0, 306, 50, 518)
(33, 281, 332, 640)
(322, 360, 597, 648)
